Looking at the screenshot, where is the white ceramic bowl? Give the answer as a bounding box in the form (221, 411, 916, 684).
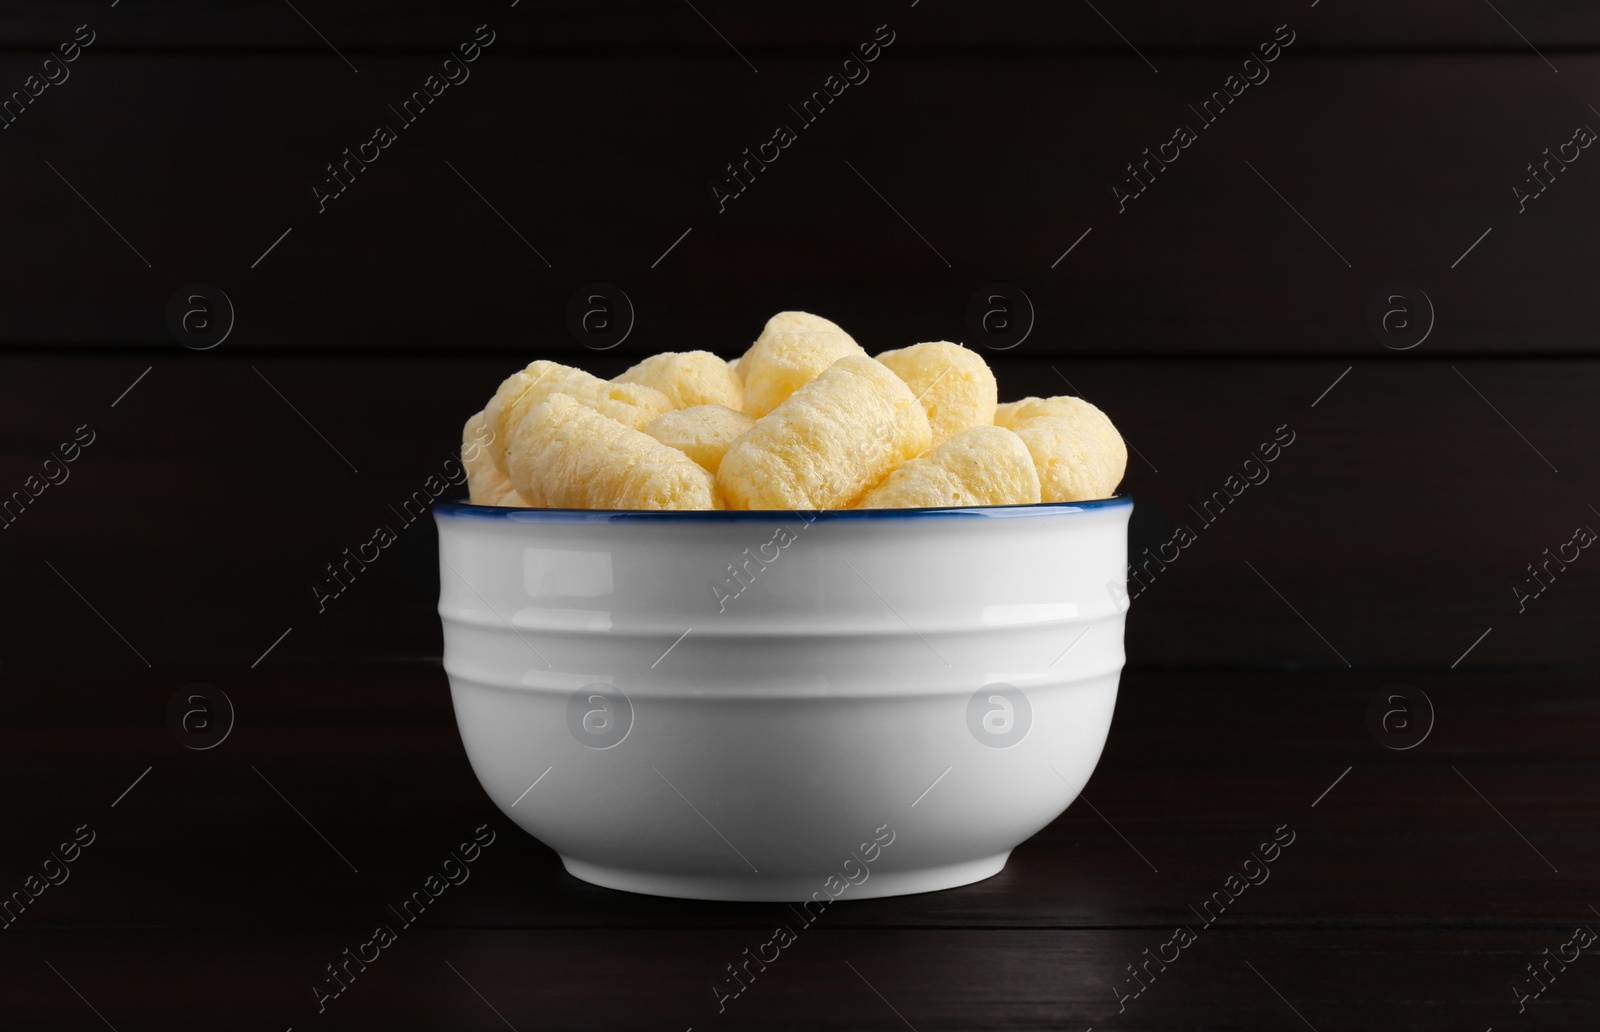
(436, 497, 1131, 901)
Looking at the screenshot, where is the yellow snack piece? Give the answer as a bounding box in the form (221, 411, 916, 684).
(484, 360, 673, 474)
(507, 393, 721, 510)
(855, 426, 1040, 509)
(490, 483, 529, 506)
(643, 404, 756, 474)
(875, 340, 997, 447)
(718, 355, 932, 509)
(996, 395, 1120, 444)
(995, 394, 1127, 501)
(738, 311, 866, 418)
(462, 411, 529, 506)
(614, 351, 743, 411)
(1011, 419, 1125, 501)
(467, 331, 1130, 511)
(483, 361, 578, 473)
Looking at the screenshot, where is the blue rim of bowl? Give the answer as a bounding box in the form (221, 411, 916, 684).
(434, 494, 1131, 523)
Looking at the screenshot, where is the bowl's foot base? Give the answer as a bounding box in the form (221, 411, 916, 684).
(559, 852, 1010, 902)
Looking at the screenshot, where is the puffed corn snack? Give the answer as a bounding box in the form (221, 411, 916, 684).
(460, 312, 1127, 510)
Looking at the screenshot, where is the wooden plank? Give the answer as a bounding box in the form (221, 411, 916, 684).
(4, 927, 1599, 1030)
(0, 667, 1593, 939)
(1, 667, 1596, 1026)
(0, 53, 1595, 353)
(1, 355, 1594, 667)
(4, 1, 1600, 51)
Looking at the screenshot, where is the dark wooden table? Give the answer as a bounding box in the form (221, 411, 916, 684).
(3, 664, 1594, 1030)
(3, 1, 1600, 1027)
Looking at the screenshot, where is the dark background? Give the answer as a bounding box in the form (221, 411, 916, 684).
(1, 2, 1596, 1029)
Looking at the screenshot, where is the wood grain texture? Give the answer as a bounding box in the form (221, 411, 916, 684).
(6, 929, 1600, 1030)
(0, 666, 1594, 1030)
(0, 50, 1595, 353)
